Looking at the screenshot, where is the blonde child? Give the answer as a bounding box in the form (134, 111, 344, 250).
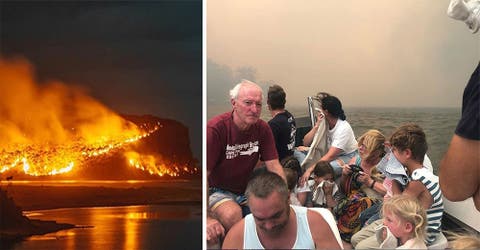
(448, 234, 480, 249)
(378, 195, 427, 249)
(353, 123, 443, 248)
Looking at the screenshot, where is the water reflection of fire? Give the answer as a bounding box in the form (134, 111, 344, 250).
(0, 58, 197, 178)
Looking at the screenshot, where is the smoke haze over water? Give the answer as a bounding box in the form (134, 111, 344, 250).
(207, 0, 480, 111)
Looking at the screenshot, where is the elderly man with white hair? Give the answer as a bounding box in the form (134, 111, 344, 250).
(206, 79, 285, 247)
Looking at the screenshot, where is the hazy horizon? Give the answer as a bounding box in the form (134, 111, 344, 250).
(207, 0, 479, 112)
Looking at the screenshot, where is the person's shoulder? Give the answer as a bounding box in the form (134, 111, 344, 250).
(411, 167, 436, 181)
(222, 218, 245, 249)
(306, 208, 330, 230)
(306, 208, 341, 248)
(338, 119, 353, 129)
(284, 109, 295, 118)
(208, 111, 232, 127)
(255, 118, 270, 128)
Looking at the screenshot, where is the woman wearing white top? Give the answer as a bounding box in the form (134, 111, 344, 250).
(301, 94, 358, 183)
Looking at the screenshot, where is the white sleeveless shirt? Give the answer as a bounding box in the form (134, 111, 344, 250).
(243, 205, 315, 249)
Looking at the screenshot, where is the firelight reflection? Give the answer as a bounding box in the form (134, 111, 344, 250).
(17, 205, 201, 250)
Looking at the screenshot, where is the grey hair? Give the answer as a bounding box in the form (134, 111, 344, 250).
(229, 79, 262, 100)
(245, 170, 289, 201)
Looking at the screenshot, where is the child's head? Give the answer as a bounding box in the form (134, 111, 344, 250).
(284, 168, 298, 191)
(449, 233, 480, 249)
(281, 156, 302, 178)
(312, 161, 334, 184)
(381, 195, 427, 242)
(357, 129, 386, 164)
(389, 123, 427, 164)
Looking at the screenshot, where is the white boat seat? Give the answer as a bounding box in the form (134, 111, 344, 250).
(428, 231, 448, 250)
(309, 207, 344, 249)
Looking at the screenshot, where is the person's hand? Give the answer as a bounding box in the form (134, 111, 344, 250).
(313, 112, 324, 128)
(323, 180, 334, 195)
(316, 111, 324, 122)
(207, 216, 225, 245)
(356, 171, 371, 185)
(296, 145, 310, 152)
(341, 164, 352, 176)
(299, 168, 312, 186)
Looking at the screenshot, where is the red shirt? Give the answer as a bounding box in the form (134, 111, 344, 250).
(207, 111, 278, 194)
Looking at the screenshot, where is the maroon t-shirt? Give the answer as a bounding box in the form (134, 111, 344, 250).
(207, 111, 279, 194)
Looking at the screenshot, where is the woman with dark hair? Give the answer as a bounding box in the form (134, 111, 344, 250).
(300, 93, 359, 182)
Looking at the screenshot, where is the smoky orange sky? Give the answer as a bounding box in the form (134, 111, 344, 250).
(207, 0, 479, 118)
(0, 57, 140, 149)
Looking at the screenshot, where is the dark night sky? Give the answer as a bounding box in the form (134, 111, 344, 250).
(0, 1, 202, 160)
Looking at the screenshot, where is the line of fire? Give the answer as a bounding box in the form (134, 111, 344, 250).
(0, 58, 199, 180)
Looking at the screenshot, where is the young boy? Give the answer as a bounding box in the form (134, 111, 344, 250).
(351, 123, 444, 248)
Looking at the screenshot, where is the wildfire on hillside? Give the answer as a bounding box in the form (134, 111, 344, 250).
(0, 58, 198, 178)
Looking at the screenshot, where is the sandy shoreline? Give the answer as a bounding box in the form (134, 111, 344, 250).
(4, 179, 202, 211)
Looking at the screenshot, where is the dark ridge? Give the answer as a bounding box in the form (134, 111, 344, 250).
(0, 188, 75, 247)
(1, 114, 200, 180)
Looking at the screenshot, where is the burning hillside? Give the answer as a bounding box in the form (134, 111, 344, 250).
(0, 58, 198, 179)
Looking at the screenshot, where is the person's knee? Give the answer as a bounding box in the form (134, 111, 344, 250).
(355, 235, 378, 249)
(350, 231, 362, 247)
(351, 219, 380, 247)
(213, 201, 243, 231)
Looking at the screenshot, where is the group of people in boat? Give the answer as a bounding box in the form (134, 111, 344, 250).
(206, 2, 480, 248)
(206, 76, 478, 249)
(207, 80, 439, 249)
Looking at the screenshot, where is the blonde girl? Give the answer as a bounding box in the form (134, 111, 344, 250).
(381, 195, 427, 249)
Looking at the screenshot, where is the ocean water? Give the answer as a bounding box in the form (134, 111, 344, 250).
(288, 106, 461, 174)
(12, 205, 201, 250)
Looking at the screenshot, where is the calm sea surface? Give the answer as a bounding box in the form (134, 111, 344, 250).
(289, 106, 461, 174)
(12, 205, 201, 250)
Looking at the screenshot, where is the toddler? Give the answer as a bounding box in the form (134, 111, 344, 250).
(377, 195, 427, 249)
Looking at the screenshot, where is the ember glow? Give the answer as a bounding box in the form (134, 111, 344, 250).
(0, 58, 197, 178)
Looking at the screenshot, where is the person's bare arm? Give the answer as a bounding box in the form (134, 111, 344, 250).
(303, 125, 319, 147)
(439, 135, 480, 205)
(221, 219, 245, 249)
(265, 159, 286, 182)
(307, 210, 342, 249)
(403, 180, 432, 209)
(207, 216, 225, 245)
(206, 170, 226, 245)
(303, 112, 324, 146)
(300, 147, 342, 186)
(391, 180, 403, 196)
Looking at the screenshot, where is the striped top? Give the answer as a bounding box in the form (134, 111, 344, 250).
(411, 167, 444, 245)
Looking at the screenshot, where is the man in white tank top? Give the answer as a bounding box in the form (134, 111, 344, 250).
(222, 170, 341, 249)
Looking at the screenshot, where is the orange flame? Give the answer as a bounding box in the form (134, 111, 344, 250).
(0, 57, 195, 178)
